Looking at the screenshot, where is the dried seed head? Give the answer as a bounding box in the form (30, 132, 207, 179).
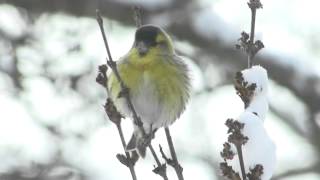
(248, 0, 263, 10)
(220, 162, 241, 180)
(221, 142, 235, 160)
(247, 164, 264, 180)
(104, 98, 123, 124)
(234, 71, 257, 108)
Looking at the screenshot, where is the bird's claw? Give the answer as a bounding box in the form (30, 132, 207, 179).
(141, 133, 153, 147)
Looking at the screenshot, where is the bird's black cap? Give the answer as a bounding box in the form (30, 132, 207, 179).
(135, 25, 161, 47)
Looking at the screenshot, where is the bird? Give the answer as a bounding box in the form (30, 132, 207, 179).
(107, 25, 190, 158)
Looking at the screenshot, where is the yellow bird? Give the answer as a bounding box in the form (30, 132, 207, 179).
(108, 25, 190, 158)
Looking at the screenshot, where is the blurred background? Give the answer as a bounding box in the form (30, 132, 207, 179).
(1, 0, 320, 180)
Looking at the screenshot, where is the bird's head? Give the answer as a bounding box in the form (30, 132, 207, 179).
(133, 25, 174, 56)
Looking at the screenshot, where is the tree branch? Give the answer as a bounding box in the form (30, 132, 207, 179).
(97, 65, 138, 180)
(164, 127, 184, 180)
(96, 10, 167, 180)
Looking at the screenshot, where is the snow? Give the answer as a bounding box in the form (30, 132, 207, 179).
(227, 66, 276, 180)
(246, 95, 269, 121)
(228, 111, 276, 180)
(0, 95, 57, 172)
(241, 66, 270, 120)
(241, 65, 269, 96)
(0, 5, 27, 39)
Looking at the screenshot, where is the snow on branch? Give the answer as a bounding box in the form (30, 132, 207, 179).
(219, 1, 276, 180)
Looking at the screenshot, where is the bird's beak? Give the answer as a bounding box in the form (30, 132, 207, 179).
(137, 41, 148, 56)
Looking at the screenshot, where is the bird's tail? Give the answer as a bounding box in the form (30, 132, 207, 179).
(126, 133, 147, 158)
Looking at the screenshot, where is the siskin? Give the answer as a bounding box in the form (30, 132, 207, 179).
(108, 25, 190, 158)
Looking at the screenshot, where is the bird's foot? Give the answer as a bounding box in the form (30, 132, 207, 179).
(141, 128, 156, 147)
(141, 133, 153, 147)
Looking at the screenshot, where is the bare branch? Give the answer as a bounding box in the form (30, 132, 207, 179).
(133, 6, 143, 28)
(96, 9, 168, 180)
(164, 127, 184, 180)
(236, 0, 264, 67)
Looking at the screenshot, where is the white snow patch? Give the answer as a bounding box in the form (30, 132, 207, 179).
(228, 111, 276, 180)
(0, 5, 27, 38)
(0, 94, 57, 172)
(246, 95, 269, 121)
(242, 65, 269, 96)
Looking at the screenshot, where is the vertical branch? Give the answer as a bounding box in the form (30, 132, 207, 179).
(149, 145, 168, 180)
(96, 9, 168, 180)
(249, 6, 256, 47)
(224, 119, 249, 180)
(239, 2, 263, 177)
(226, 2, 264, 180)
(236, 146, 246, 180)
(247, 5, 256, 68)
(96, 67, 137, 180)
(165, 127, 184, 180)
(165, 128, 178, 166)
(116, 123, 138, 180)
(133, 6, 143, 28)
(236, 0, 263, 69)
(247, 0, 263, 68)
(96, 10, 145, 135)
(149, 145, 162, 166)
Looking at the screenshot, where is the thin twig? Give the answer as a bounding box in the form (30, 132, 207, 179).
(225, 119, 248, 180)
(149, 145, 168, 180)
(149, 145, 162, 165)
(164, 127, 184, 180)
(247, 0, 263, 67)
(247, 7, 256, 68)
(236, 145, 246, 180)
(133, 6, 143, 28)
(96, 10, 145, 135)
(116, 123, 138, 180)
(159, 144, 169, 162)
(96, 9, 167, 180)
(98, 67, 137, 179)
(105, 99, 140, 169)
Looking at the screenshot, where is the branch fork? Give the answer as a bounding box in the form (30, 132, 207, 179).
(159, 144, 183, 177)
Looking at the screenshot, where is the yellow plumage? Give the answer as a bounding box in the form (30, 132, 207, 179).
(107, 25, 189, 157)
